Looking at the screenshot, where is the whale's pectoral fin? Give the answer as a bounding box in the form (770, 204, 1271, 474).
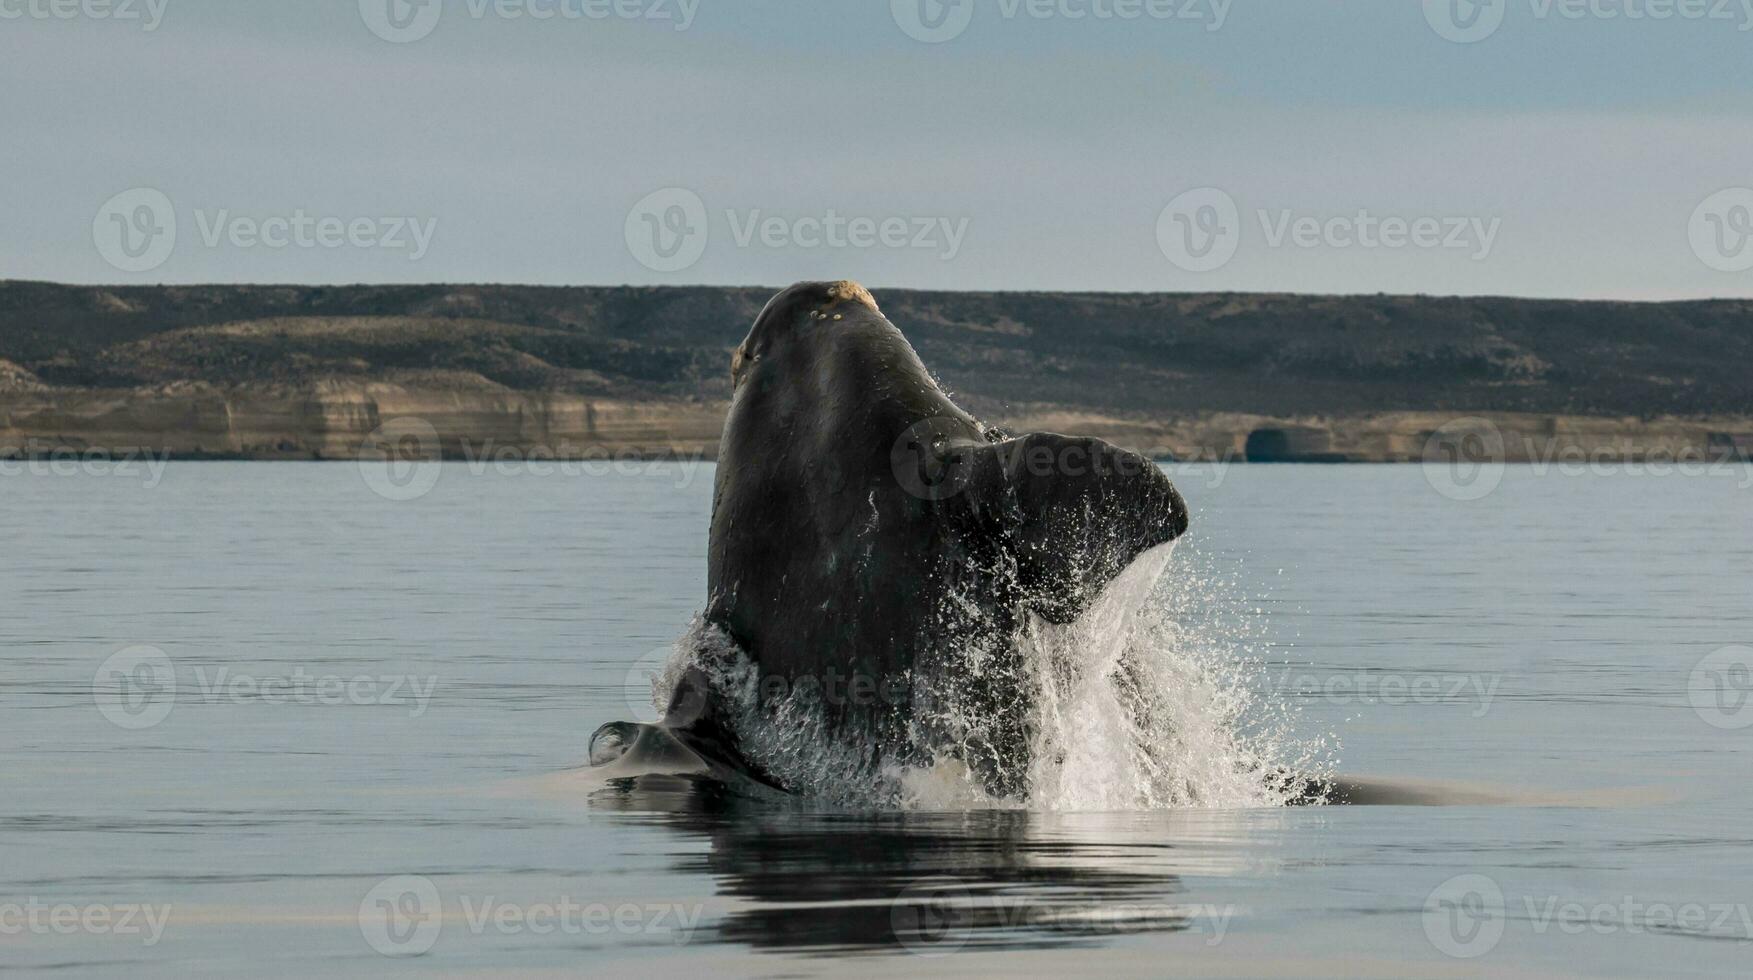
(960, 432, 1189, 624)
(587, 670, 790, 793)
(657, 665, 791, 792)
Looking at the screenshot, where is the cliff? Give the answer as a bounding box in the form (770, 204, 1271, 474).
(3, 281, 1751, 462)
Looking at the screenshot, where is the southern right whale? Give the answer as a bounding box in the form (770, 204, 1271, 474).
(592, 281, 1189, 800)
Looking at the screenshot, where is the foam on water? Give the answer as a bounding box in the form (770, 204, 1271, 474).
(1022, 542, 1317, 810)
(647, 542, 1330, 811)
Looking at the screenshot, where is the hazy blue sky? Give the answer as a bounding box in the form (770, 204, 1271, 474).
(4, 0, 1752, 297)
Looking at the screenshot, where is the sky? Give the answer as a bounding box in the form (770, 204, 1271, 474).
(3, 0, 1752, 298)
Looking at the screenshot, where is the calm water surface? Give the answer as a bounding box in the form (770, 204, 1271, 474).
(3, 462, 1751, 977)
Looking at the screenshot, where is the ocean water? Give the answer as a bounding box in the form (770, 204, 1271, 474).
(3, 460, 1751, 977)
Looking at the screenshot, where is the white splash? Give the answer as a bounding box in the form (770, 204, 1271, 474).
(652, 544, 1329, 811)
(1023, 543, 1323, 809)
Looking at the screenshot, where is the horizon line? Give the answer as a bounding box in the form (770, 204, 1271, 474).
(4, 278, 1751, 306)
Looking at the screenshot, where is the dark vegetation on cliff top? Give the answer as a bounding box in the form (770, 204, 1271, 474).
(2, 280, 1750, 419)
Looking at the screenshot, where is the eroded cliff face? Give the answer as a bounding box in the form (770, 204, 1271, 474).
(1000, 408, 1753, 464)
(0, 384, 725, 459)
(4, 383, 1749, 465)
(3, 281, 1751, 462)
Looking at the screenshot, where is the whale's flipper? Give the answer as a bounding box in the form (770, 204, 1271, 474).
(950, 431, 1190, 623)
(881, 429, 1189, 797)
(588, 720, 704, 770)
(588, 708, 788, 793)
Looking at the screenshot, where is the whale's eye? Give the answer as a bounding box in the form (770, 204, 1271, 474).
(730, 345, 749, 389)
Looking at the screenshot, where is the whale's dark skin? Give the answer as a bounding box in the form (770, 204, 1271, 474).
(602, 281, 1189, 798)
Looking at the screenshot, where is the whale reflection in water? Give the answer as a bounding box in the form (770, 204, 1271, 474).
(586, 773, 1292, 955)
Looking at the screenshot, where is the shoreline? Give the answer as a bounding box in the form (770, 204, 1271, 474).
(5, 386, 1750, 464)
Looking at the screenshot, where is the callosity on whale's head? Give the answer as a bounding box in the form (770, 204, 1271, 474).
(651, 280, 1189, 798)
(732, 279, 881, 380)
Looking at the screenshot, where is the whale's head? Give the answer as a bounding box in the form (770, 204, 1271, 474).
(731, 280, 883, 392)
